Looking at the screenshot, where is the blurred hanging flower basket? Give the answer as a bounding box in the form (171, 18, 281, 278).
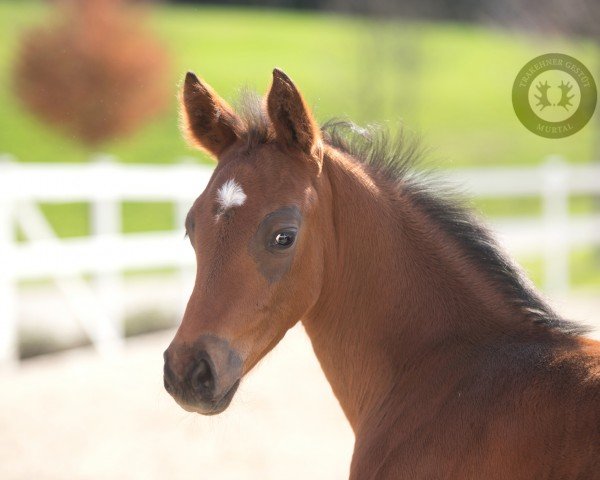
(13, 0, 170, 146)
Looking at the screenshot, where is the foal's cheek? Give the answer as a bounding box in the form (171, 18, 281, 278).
(273, 247, 322, 322)
(249, 248, 296, 284)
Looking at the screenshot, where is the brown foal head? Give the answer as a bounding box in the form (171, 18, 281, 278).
(163, 69, 329, 415)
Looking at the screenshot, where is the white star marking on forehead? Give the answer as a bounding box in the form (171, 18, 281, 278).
(216, 179, 247, 216)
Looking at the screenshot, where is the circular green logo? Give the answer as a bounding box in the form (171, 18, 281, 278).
(512, 53, 597, 138)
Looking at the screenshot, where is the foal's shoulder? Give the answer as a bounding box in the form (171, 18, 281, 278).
(476, 332, 600, 392)
(503, 333, 600, 405)
(551, 335, 600, 391)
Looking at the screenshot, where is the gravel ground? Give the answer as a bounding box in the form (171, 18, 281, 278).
(0, 325, 354, 480)
(1, 294, 598, 480)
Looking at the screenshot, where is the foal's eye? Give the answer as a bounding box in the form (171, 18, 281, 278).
(272, 231, 296, 249)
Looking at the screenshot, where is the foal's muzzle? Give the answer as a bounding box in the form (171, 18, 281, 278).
(163, 334, 243, 415)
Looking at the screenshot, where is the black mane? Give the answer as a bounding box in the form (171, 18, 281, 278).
(322, 120, 587, 336)
(234, 91, 586, 336)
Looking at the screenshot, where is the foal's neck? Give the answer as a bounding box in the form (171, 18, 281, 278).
(302, 148, 534, 433)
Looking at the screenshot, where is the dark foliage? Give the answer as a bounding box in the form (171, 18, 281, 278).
(13, 0, 170, 146)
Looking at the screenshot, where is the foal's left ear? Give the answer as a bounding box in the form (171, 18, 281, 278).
(267, 69, 322, 162)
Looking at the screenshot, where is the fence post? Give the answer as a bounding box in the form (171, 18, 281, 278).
(175, 157, 196, 319)
(91, 154, 124, 347)
(0, 155, 18, 367)
(542, 156, 569, 294)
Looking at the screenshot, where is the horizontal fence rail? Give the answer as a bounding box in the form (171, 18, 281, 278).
(0, 154, 599, 366)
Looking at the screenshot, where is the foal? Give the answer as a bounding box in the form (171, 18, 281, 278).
(164, 69, 600, 479)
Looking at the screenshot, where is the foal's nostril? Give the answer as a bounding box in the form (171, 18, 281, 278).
(191, 358, 215, 396)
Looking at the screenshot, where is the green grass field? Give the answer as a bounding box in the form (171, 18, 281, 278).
(2, 2, 598, 166)
(1, 1, 599, 289)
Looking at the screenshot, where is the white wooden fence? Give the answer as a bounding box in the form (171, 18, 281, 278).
(0, 154, 599, 366)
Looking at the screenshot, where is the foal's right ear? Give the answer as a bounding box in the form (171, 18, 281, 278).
(181, 72, 242, 158)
